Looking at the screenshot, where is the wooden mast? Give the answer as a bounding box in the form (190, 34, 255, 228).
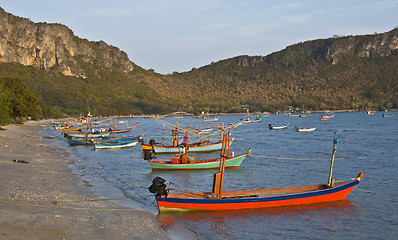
(227, 128, 230, 158)
(136, 121, 140, 137)
(328, 132, 338, 187)
(162, 124, 165, 146)
(218, 126, 229, 198)
(212, 123, 227, 199)
(113, 121, 117, 138)
(182, 125, 188, 160)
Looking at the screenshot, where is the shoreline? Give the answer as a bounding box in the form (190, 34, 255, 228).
(47, 109, 396, 121)
(0, 121, 168, 239)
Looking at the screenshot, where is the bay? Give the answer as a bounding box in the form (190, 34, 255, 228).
(41, 111, 398, 239)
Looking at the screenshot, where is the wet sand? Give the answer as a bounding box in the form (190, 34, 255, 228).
(0, 121, 168, 239)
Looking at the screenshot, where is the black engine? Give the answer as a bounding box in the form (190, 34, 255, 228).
(149, 177, 169, 197)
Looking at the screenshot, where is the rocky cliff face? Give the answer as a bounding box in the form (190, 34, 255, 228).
(234, 28, 398, 67)
(0, 7, 134, 78)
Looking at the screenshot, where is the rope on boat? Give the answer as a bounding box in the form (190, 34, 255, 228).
(0, 197, 157, 211)
(124, 182, 149, 189)
(250, 154, 348, 161)
(53, 195, 154, 204)
(355, 187, 379, 194)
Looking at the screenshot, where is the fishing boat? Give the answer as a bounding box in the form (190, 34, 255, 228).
(67, 136, 122, 146)
(295, 127, 316, 132)
(67, 137, 96, 146)
(94, 136, 141, 149)
(298, 114, 311, 118)
(94, 121, 142, 149)
(268, 124, 288, 130)
(142, 122, 234, 153)
(319, 116, 330, 121)
(366, 110, 376, 115)
(382, 114, 393, 118)
(147, 128, 249, 170)
(148, 133, 364, 212)
(242, 117, 261, 123)
(382, 110, 393, 118)
(203, 117, 219, 122)
(321, 113, 335, 119)
(108, 127, 132, 134)
(65, 131, 110, 138)
(142, 140, 233, 153)
(148, 149, 251, 170)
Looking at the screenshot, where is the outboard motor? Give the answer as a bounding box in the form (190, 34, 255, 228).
(143, 149, 155, 160)
(149, 177, 169, 197)
(149, 139, 156, 145)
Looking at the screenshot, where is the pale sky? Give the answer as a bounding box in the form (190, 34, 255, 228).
(1, 0, 397, 74)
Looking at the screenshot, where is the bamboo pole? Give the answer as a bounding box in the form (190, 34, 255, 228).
(328, 132, 338, 187)
(227, 128, 230, 158)
(162, 124, 165, 145)
(218, 124, 227, 199)
(218, 123, 225, 172)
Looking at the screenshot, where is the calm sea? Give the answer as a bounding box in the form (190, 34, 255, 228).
(41, 112, 398, 239)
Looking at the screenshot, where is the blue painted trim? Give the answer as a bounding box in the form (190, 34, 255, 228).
(157, 179, 359, 204)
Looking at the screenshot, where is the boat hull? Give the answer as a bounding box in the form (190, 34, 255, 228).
(143, 139, 233, 153)
(149, 151, 248, 170)
(320, 117, 330, 121)
(296, 128, 316, 132)
(94, 136, 141, 149)
(66, 132, 110, 138)
(94, 140, 138, 149)
(156, 174, 363, 212)
(269, 126, 288, 130)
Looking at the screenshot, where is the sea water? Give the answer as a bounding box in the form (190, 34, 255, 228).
(40, 112, 398, 239)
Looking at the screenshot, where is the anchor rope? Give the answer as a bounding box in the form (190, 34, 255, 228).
(0, 198, 156, 211)
(355, 187, 379, 194)
(250, 154, 349, 161)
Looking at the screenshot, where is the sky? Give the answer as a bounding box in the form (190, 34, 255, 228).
(1, 0, 398, 74)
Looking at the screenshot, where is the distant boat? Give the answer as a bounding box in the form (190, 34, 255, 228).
(66, 132, 110, 138)
(203, 117, 219, 122)
(269, 124, 288, 130)
(94, 136, 141, 149)
(382, 110, 393, 118)
(366, 110, 376, 115)
(382, 114, 393, 118)
(295, 127, 316, 132)
(320, 113, 334, 121)
(242, 117, 261, 123)
(319, 116, 330, 121)
(299, 114, 311, 118)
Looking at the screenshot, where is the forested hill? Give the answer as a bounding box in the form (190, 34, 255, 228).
(173, 28, 398, 112)
(0, 7, 397, 123)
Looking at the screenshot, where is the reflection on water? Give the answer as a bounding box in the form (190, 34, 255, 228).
(158, 201, 356, 239)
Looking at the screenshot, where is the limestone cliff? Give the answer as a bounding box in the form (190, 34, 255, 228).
(0, 7, 134, 78)
(234, 28, 398, 67)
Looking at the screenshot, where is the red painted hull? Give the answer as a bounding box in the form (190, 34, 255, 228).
(156, 173, 363, 212)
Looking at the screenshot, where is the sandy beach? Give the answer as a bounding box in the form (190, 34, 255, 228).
(0, 121, 168, 239)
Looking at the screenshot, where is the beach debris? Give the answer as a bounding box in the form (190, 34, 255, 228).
(13, 159, 29, 163)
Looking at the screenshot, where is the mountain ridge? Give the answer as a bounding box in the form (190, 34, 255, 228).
(0, 7, 397, 122)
